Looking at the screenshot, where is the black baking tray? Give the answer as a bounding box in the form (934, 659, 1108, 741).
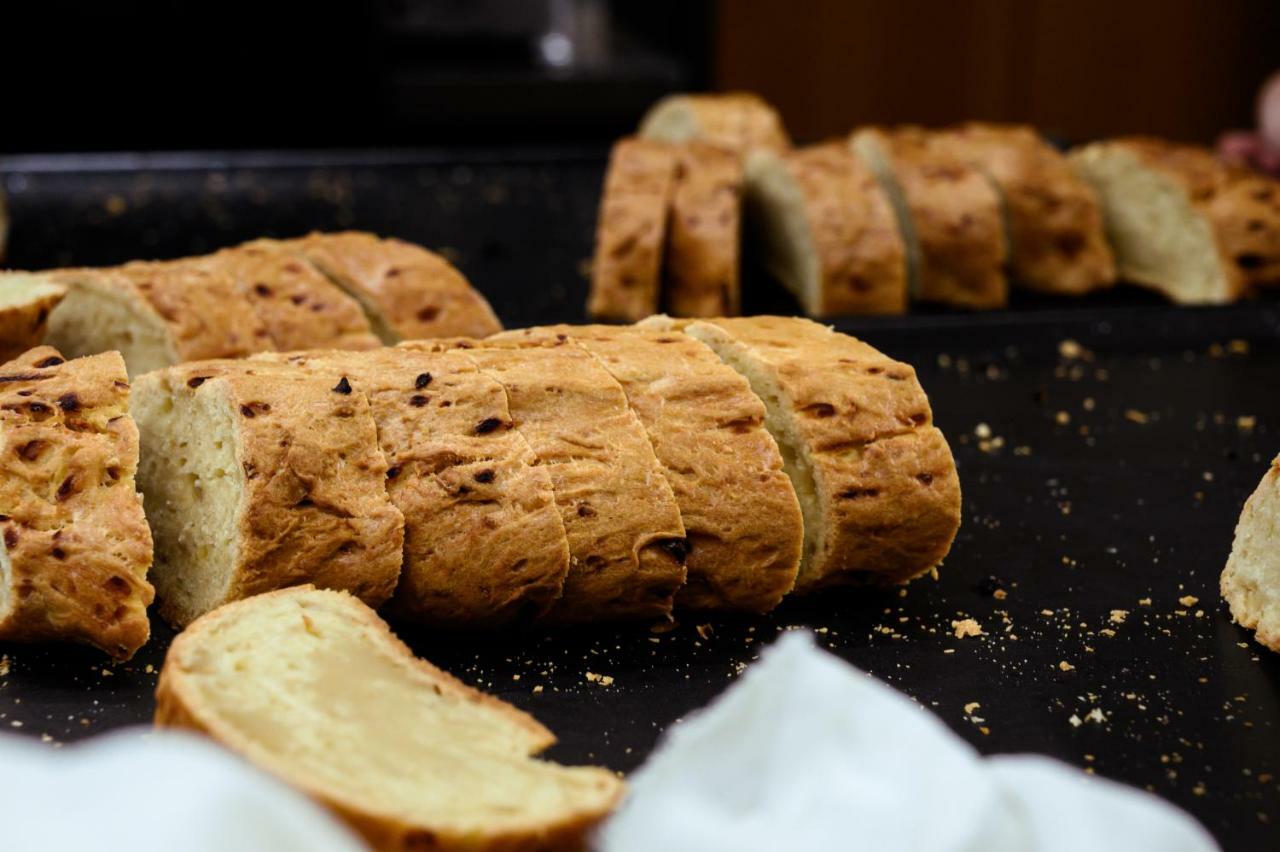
(2, 149, 1279, 849)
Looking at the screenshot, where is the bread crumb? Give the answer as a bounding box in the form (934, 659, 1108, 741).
(1059, 661, 1075, 672)
(1138, 597, 1152, 607)
(1124, 409, 1149, 424)
(585, 672, 615, 687)
(964, 702, 981, 715)
(0, 655, 9, 677)
(1068, 714, 1082, 728)
(1058, 339, 1083, 359)
(695, 624, 714, 640)
(952, 618, 984, 639)
(1178, 595, 1199, 607)
(974, 423, 992, 439)
(1109, 609, 1128, 624)
(993, 589, 1008, 601)
(1055, 411, 1071, 425)
(532, 685, 544, 695)
(1238, 415, 1257, 430)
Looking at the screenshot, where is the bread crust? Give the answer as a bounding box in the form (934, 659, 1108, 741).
(674, 316, 961, 589)
(155, 586, 624, 852)
(494, 325, 802, 612)
(200, 239, 382, 352)
(415, 338, 687, 622)
(587, 138, 680, 322)
(664, 142, 744, 317)
(0, 277, 66, 363)
(293, 231, 501, 342)
(639, 92, 791, 156)
(1222, 456, 1280, 652)
(253, 349, 570, 627)
(0, 346, 154, 659)
(138, 362, 404, 626)
(852, 127, 1008, 309)
(939, 122, 1115, 295)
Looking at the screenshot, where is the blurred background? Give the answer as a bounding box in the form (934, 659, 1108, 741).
(3, 0, 1278, 154)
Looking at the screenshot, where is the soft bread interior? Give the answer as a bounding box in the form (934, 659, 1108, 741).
(1070, 147, 1229, 304)
(743, 150, 820, 314)
(637, 98, 698, 143)
(47, 277, 175, 375)
(680, 322, 823, 583)
(0, 272, 63, 309)
(0, 542, 11, 627)
(850, 134, 924, 299)
(167, 589, 622, 840)
(132, 373, 242, 624)
(1223, 460, 1280, 650)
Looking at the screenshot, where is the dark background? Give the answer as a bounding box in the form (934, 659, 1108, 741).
(2, 0, 1278, 155)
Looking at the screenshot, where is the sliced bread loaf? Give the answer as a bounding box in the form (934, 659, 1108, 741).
(0, 273, 66, 362)
(639, 92, 790, 156)
(743, 142, 908, 317)
(155, 586, 624, 852)
(664, 141, 744, 318)
(0, 346, 154, 659)
(587, 138, 680, 322)
(642, 315, 961, 590)
(494, 325, 803, 612)
(132, 361, 404, 627)
(851, 126, 1008, 309)
(1222, 455, 1280, 652)
(290, 231, 502, 342)
(939, 123, 1115, 295)
(1071, 137, 1278, 302)
(252, 348, 570, 626)
(409, 338, 688, 622)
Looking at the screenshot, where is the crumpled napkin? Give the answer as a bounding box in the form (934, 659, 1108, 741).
(598, 631, 1218, 852)
(0, 729, 364, 852)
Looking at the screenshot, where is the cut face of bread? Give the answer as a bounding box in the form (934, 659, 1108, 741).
(1222, 456, 1280, 652)
(664, 142, 744, 317)
(494, 325, 802, 612)
(155, 586, 624, 852)
(253, 348, 570, 627)
(291, 232, 502, 343)
(133, 362, 404, 627)
(1070, 140, 1244, 304)
(0, 273, 67, 362)
(587, 138, 680, 322)
(644, 315, 961, 590)
(416, 339, 688, 622)
(851, 127, 1008, 309)
(639, 92, 791, 156)
(0, 346, 154, 659)
(939, 123, 1115, 295)
(743, 143, 907, 316)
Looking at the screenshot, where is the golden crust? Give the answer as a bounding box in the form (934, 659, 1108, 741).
(587, 138, 680, 322)
(417, 338, 687, 622)
(139, 362, 405, 626)
(1221, 456, 1280, 652)
(664, 142, 744, 317)
(0, 278, 66, 363)
(494, 325, 802, 612)
(854, 127, 1008, 309)
(253, 348, 570, 627)
(155, 586, 624, 852)
(0, 346, 154, 659)
(939, 122, 1116, 295)
(640, 92, 791, 155)
(680, 316, 961, 588)
(199, 240, 382, 352)
(293, 231, 501, 342)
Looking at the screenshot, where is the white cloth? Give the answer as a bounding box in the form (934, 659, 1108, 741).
(599, 631, 1218, 852)
(0, 729, 364, 852)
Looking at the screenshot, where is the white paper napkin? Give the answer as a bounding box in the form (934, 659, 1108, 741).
(598, 631, 1219, 852)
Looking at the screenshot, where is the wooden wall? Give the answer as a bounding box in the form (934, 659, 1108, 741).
(715, 0, 1280, 144)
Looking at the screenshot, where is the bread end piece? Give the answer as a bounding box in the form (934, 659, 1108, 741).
(1222, 456, 1280, 652)
(156, 586, 624, 851)
(0, 273, 67, 363)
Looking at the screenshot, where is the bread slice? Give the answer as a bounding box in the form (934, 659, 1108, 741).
(0, 273, 67, 362)
(587, 138, 680, 322)
(200, 239, 381, 352)
(743, 142, 908, 316)
(132, 361, 404, 627)
(664, 141, 744, 317)
(493, 325, 802, 612)
(851, 127, 1008, 309)
(938, 123, 1115, 295)
(45, 261, 274, 376)
(155, 586, 624, 852)
(1071, 137, 1278, 302)
(1222, 455, 1280, 651)
(252, 348, 570, 626)
(0, 346, 154, 659)
(1208, 171, 1280, 290)
(641, 315, 961, 590)
(408, 338, 688, 622)
(290, 231, 502, 343)
(639, 92, 791, 156)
